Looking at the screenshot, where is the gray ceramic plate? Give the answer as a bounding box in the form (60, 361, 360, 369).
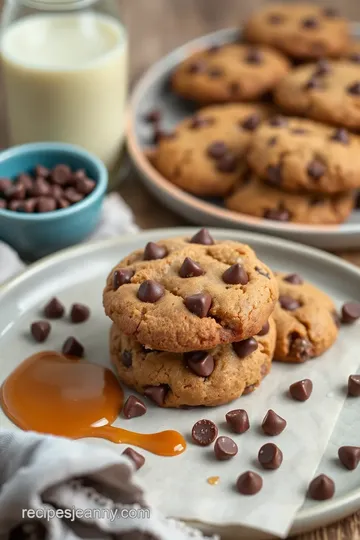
(127, 26, 360, 250)
(0, 228, 360, 538)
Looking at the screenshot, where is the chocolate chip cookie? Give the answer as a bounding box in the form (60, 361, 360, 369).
(110, 317, 276, 407)
(247, 116, 360, 194)
(171, 43, 289, 104)
(153, 103, 275, 197)
(274, 61, 360, 130)
(273, 272, 339, 363)
(244, 4, 349, 60)
(103, 231, 278, 352)
(226, 172, 354, 225)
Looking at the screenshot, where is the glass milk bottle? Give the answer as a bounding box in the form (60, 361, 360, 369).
(0, 0, 128, 183)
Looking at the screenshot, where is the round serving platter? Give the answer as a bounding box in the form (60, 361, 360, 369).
(127, 26, 360, 250)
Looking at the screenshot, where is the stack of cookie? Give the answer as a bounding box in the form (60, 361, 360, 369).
(151, 3, 360, 225)
(103, 229, 279, 407)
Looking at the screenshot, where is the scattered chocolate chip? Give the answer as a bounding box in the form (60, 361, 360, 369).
(283, 273, 303, 285)
(184, 292, 212, 318)
(236, 471, 263, 495)
(304, 77, 323, 90)
(263, 207, 290, 222)
(225, 409, 250, 434)
(347, 81, 360, 95)
(216, 153, 238, 173)
(0, 178, 12, 193)
(144, 384, 168, 406)
(258, 443, 283, 470)
(121, 350, 132, 368)
(269, 116, 287, 127)
(289, 379, 313, 401)
(62, 336, 84, 357)
(241, 114, 261, 131)
(233, 338, 258, 358)
(36, 196, 57, 213)
(302, 16, 318, 28)
(267, 13, 284, 24)
(308, 474, 335, 501)
(185, 351, 215, 377)
(113, 269, 134, 290)
(341, 302, 360, 323)
(222, 263, 248, 285)
(64, 187, 83, 204)
(257, 321, 270, 336)
(123, 395, 147, 419)
(279, 295, 301, 311)
(338, 446, 360, 470)
(262, 409, 287, 436)
(179, 257, 205, 278)
(137, 280, 165, 303)
(330, 128, 349, 144)
(122, 447, 145, 470)
(189, 116, 214, 129)
(349, 52, 360, 63)
(243, 383, 257, 395)
(291, 128, 307, 135)
(145, 110, 161, 124)
(190, 228, 214, 245)
(143, 242, 167, 261)
(44, 297, 65, 319)
(266, 164, 282, 186)
(228, 82, 241, 96)
(30, 321, 51, 343)
(245, 48, 263, 64)
(70, 303, 90, 323)
(207, 141, 228, 159)
(214, 436, 238, 460)
(188, 61, 206, 74)
(192, 419, 218, 446)
(255, 266, 270, 279)
(76, 177, 96, 195)
(348, 375, 360, 397)
(208, 67, 223, 78)
(314, 59, 331, 76)
(323, 7, 338, 17)
(289, 333, 313, 362)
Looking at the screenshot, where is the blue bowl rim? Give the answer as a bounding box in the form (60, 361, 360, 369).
(0, 142, 108, 221)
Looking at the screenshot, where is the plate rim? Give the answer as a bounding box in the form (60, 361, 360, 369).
(1, 226, 360, 536)
(127, 25, 360, 239)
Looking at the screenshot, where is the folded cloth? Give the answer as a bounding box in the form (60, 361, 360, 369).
(0, 193, 138, 285)
(0, 430, 214, 540)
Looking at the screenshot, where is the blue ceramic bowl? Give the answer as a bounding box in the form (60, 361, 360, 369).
(0, 142, 108, 261)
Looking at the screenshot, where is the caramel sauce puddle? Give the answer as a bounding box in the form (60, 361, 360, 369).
(0, 351, 186, 457)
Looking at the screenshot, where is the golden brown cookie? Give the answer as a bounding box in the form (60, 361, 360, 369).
(153, 103, 275, 197)
(247, 116, 360, 194)
(110, 317, 276, 408)
(226, 173, 354, 225)
(103, 230, 278, 352)
(244, 3, 349, 60)
(171, 43, 289, 104)
(273, 272, 339, 363)
(274, 61, 360, 130)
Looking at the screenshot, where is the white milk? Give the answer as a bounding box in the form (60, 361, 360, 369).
(1, 13, 128, 172)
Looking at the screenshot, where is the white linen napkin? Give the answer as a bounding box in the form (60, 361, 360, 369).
(0, 193, 138, 285)
(0, 430, 214, 540)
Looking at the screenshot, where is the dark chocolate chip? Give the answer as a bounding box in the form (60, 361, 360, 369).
(0, 178, 12, 193)
(44, 297, 65, 319)
(289, 333, 313, 362)
(22, 198, 37, 213)
(190, 228, 214, 245)
(8, 200, 23, 211)
(347, 81, 360, 95)
(143, 242, 167, 260)
(243, 383, 257, 395)
(51, 164, 72, 185)
(266, 164, 282, 186)
(208, 67, 223, 78)
(179, 257, 205, 278)
(184, 292, 212, 318)
(113, 268, 135, 290)
(348, 375, 360, 397)
(36, 196, 57, 213)
(302, 16, 318, 28)
(233, 338, 258, 358)
(236, 471, 263, 495)
(269, 116, 287, 127)
(51, 184, 64, 199)
(62, 336, 84, 357)
(314, 59, 331, 76)
(214, 436, 238, 460)
(137, 280, 165, 303)
(258, 443, 283, 470)
(71, 169, 86, 183)
(191, 419, 218, 446)
(245, 48, 263, 64)
(57, 198, 70, 209)
(283, 273, 303, 285)
(0, 199, 6, 209)
(64, 188, 83, 204)
(35, 165, 50, 178)
(255, 266, 270, 279)
(123, 395, 147, 419)
(308, 474, 335, 501)
(241, 113, 261, 131)
(263, 207, 290, 222)
(30, 321, 51, 343)
(122, 447, 145, 470)
(16, 173, 33, 192)
(207, 141, 228, 159)
(330, 128, 349, 144)
(188, 61, 206, 74)
(5, 183, 26, 200)
(225, 409, 250, 434)
(216, 153, 238, 173)
(289, 379, 313, 401)
(262, 409, 287, 436)
(121, 350, 132, 368)
(279, 295, 301, 311)
(70, 303, 90, 323)
(145, 110, 161, 124)
(144, 384, 168, 406)
(222, 263, 248, 285)
(184, 351, 215, 377)
(341, 302, 360, 323)
(349, 52, 360, 63)
(267, 13, 284, 24)
(189, 116, 214, 129)
(338, 446, 360, 470)
(257, 321, 270, 336)
(76, 177, 96, 195)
